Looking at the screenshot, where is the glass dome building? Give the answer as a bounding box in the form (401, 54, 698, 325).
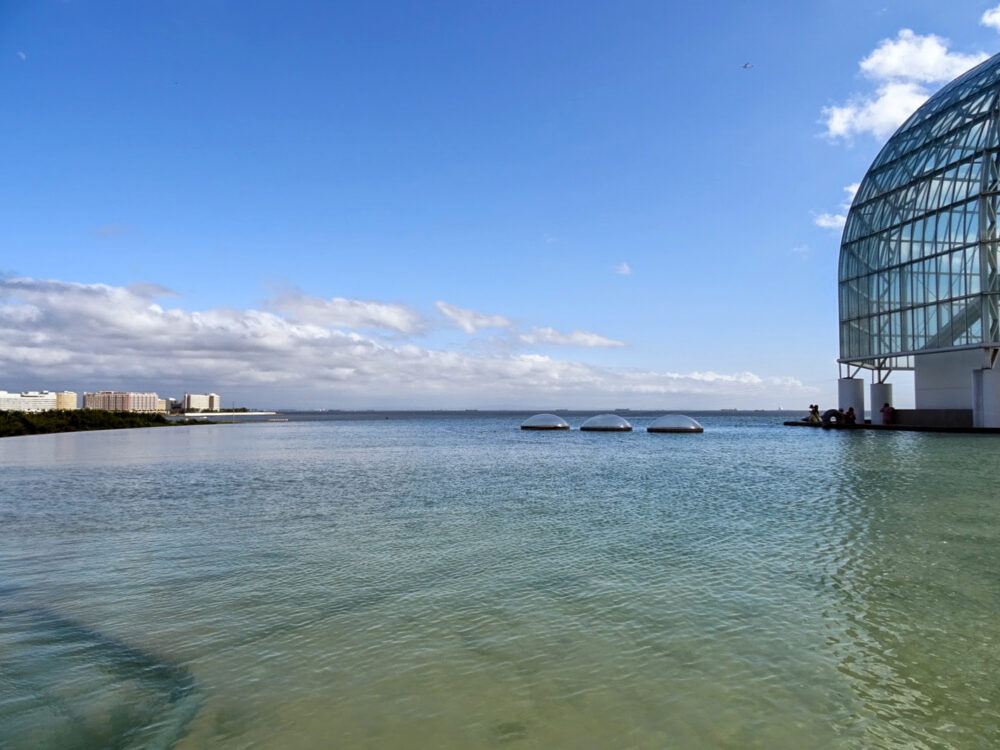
(579, 414, 633, 432)
(647, 415, 704, 433)
(520, 413, 571, 430)
(838, 52, 1000, 426)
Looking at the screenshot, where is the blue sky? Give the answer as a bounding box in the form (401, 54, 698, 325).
(3, 0, 1000, 409)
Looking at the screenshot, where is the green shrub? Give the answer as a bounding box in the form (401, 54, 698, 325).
(0, 410, 195, 438)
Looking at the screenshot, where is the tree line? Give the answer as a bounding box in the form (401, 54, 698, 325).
(0, 410, 211, 438)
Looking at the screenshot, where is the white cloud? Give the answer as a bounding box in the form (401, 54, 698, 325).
(615, 262, 632, 276)
(790, 244, 811, 256)
(822, 29, 988, 139)
(814, 213, 847, 230)
(858, 29, 985, 83)
(16, 51, 26, 61)
(815, 182, 862, 231)
(0, 276, 815, 408)
(518, 327, 626, 348)
(268, 290, 424, 333)
(435, 301, 512, 334)
(824, 81, 932, 139)
(984, 5, 1000, 32)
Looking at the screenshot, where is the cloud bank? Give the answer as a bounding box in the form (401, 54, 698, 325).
(0, 276, 814, 408)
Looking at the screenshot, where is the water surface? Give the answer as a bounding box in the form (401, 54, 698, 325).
(1, 415, 997, 748)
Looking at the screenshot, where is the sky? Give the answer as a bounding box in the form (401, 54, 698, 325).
(3, 0, 1000, 409)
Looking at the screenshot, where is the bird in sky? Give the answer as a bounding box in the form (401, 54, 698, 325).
(741, 62, 753, 69)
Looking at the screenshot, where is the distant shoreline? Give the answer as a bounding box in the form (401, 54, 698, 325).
(179, 411, 276, 417)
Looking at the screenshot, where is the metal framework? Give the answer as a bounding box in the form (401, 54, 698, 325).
(838, 52, 1000, 371)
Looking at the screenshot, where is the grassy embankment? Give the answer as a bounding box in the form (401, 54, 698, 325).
(0, 410, 211, 438)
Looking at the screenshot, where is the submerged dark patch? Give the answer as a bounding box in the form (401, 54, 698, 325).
(0, 592, 201, 750)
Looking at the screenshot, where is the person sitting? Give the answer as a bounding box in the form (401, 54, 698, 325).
(806, 404, 821, 424)
(844, 407, 856, 425)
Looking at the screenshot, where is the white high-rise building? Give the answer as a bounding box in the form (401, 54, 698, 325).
(183, 393, 221, 411)
(0, 390, 59, 412)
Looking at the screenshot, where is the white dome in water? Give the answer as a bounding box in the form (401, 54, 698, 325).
(647, 415, 704, 433)
(580, 413, 632, 432)
(521, 413, 570, 430)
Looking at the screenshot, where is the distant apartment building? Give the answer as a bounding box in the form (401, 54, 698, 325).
(183, 393, 221, 411)
(0, 390, 59, 412)
(83, 391, 160, 413)
(83, 391, 128, 411)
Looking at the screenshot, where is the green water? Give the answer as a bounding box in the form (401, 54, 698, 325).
(0, 415, 997, 748)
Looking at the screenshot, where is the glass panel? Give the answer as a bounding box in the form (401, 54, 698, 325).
(951, 263, 965, 296)
(967, 247, 980, 295)
(953, 302, 968, 345)
(939, 302, 952, 329)
(925, 305, 938, 343)
(913, 305, 926, 337)
(924, 259, 938, 303)
(911, 219, 924, 257)
(965, 206, 979, 244)
(924, 215, 937, 243)
(910, 264, 923, 305)
(938, 255, 951, 300)
(937, 212, 951, 244)
(970, 309, 983, 342)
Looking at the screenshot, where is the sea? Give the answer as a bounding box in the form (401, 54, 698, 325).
(0, 412, 997, 749)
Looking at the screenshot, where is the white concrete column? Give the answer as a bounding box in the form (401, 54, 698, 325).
(972, 368, 1000, 427)
(870, 383, 893, 424)
(914, 349, 984, 408)
(838, 378, 864, 416)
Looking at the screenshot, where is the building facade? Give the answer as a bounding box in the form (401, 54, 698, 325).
(56, 391, 78, 410)
(183, 393, 221, 411)
(838, 51, 1000, 426)
(0, 390, 59, 412)
(83, 391, 160, 412)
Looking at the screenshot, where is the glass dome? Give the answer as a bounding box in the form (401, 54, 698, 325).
(520, 413, 570, 430)
(839, 52, 1000, 370)
(647, 415, 704, 433)
(579, 413, 632, 432)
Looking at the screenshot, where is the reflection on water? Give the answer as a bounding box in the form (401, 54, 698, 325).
(0, 417, 998, 749)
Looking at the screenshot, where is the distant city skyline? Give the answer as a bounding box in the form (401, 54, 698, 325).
(4, 1, 1000, 408)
